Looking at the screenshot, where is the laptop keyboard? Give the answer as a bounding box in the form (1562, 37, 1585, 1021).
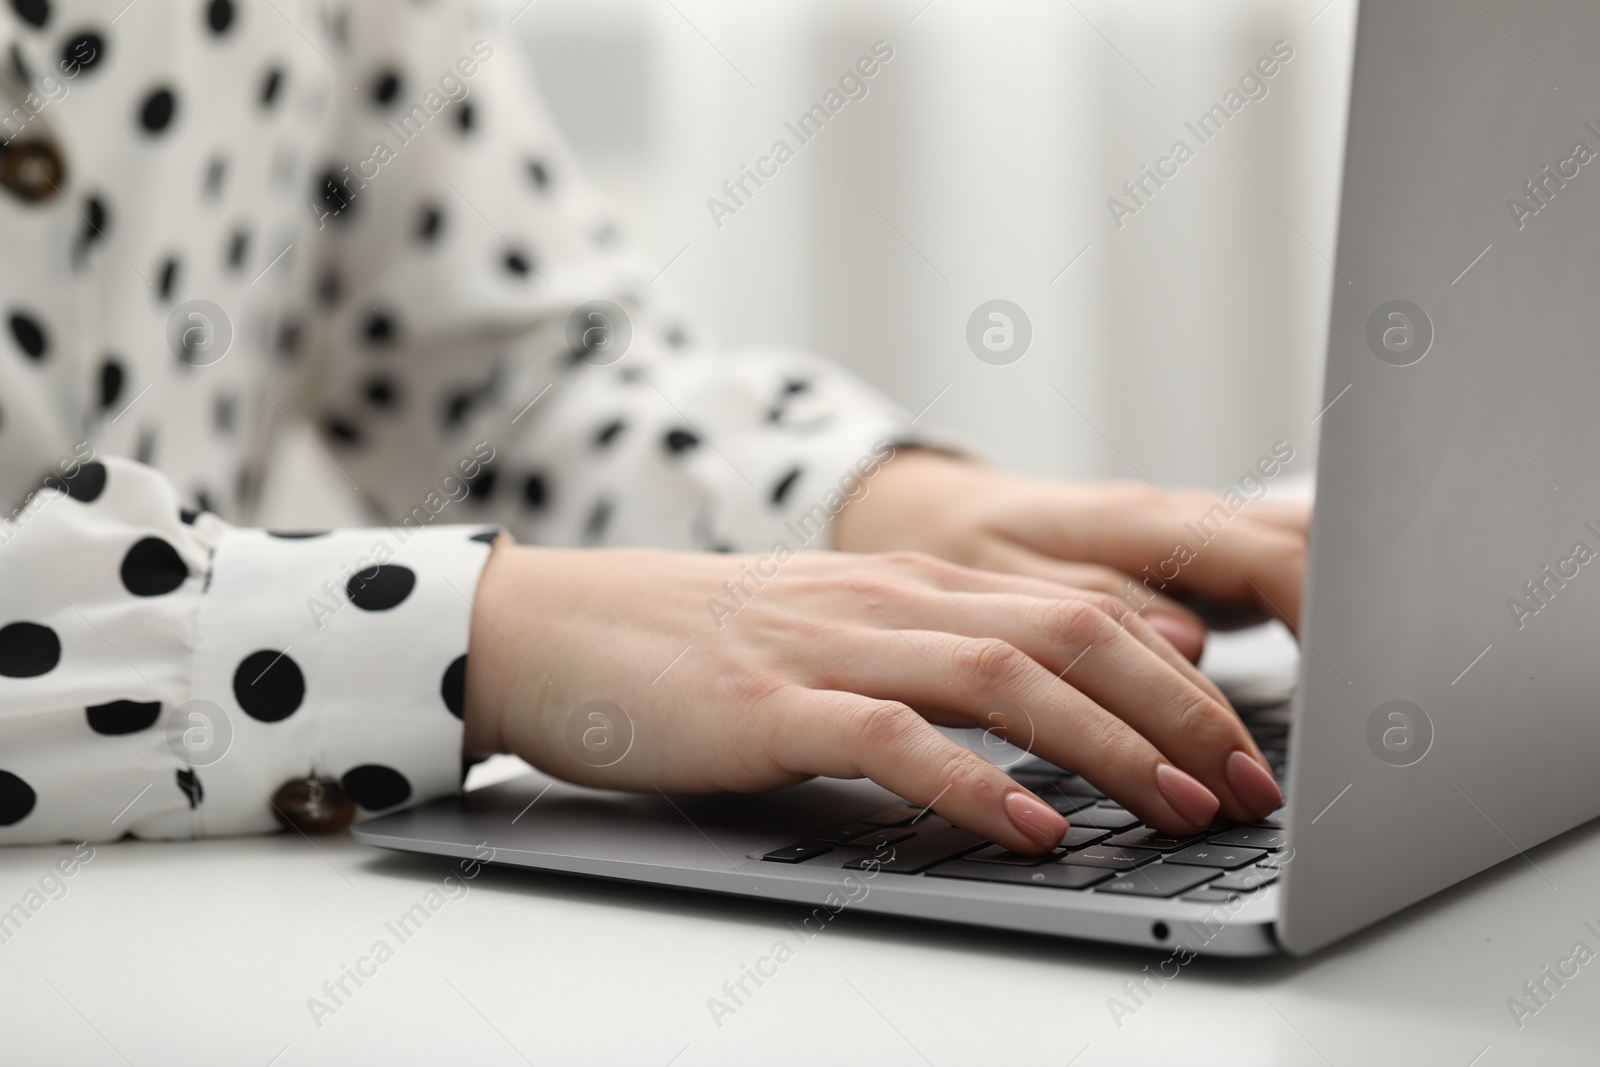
(758, 720, 1289, 905)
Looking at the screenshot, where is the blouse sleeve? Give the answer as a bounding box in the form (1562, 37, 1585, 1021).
(0, 456, 494, 845)
(0, 0, 933, 848)
(294, 0, 922, 554)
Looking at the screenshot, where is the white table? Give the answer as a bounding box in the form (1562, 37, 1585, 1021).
(7, 777, 1598, 1065)
(3, 629, 1595, 1065)
(3, 816, 1597, 1065)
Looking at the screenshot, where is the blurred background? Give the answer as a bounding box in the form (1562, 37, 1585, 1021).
(262, 0, 1354, 525)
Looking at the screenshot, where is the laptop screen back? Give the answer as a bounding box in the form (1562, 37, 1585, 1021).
(1282, 0, 1600, 954)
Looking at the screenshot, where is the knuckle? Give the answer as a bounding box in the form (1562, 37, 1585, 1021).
(953, 637, 1028, 687)
(1077, 591, 1128, 623)
(1047, 598, 1113, 644)
(848, 699, 921, 752)
(1077, 711, 1123, 757)
(1120, 595, 1157, 620)
(1092, 726, 1152, 779)
(838, 572, 897, 604)
(731, 669, 790, 711)
(1069, 704, 1144, 768)
(930, 747, 1002, 803)
(1163, 688, 1232, 745)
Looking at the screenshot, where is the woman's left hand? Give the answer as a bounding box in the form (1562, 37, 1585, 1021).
(833, 450, 1310, 663)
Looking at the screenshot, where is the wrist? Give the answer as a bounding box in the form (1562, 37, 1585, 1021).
(462, 534, 525, 759)
(833, 448, 995, 558)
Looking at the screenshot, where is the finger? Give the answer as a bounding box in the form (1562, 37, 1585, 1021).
(1074, 508, 1308, 629)
(1065, 592, 1230, 711)
(839, 558, 1229, 710)
(1164, 494, 1310, 536)
(843, 592, 1274, 822)
(969, 552, 1134, 597)
(970, 540, 1209, 663)
(770, 687, 1069, 854)
(816, 628, 1234, 835)
(850, 550, 1209, 665)
(1243, 501, 1311, 535)
(877, 594, 1275, 824)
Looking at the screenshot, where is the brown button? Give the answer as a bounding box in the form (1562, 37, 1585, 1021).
(0, 140, 65, 203)
(271, 777, 357, 835)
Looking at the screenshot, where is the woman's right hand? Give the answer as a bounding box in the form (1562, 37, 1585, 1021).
(462, 543, 1282, 855)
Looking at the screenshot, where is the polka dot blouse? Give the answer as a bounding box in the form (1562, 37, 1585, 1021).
(0, 0, 918, 844)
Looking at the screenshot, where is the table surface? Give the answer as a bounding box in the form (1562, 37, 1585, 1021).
(4, 628, 1597, 1065)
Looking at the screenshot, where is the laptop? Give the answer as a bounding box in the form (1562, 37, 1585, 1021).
(355, 0, 1600, 956)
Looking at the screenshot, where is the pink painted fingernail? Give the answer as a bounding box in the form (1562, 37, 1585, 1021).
(1226, 749, 1283, 815)
(1155, 763, 1221, 828)
(1003, 790, 1067, 848)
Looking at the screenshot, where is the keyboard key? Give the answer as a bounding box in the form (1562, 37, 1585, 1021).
(1252, 811, 1287, 829)
(860, 803, 935, 827)
(1106, 828, 1207, 852)
(841, 828, 987, 873)
(762, 841, 834, 864)
(1181, 888, 1241, 905)
(1211, 826, 1286, 851)
(1058, 826, 1111, 850)
(928, 860, 1113, 890)
(1057, 845, 1161, 870)
(1210, 865, 1279, 891)
(1063, 807, 1140, 831)
(844, 827, 916, 849)
(811, 822, 879, 844)
(1052, 775, 1105, 798)
(1163, 844, 1268, 870)
(1010, 769, 1066, 788)
(1254, 853, 1284, 869)
(1096, 862, 1218, 899)
(1043, 793, 1099, 815)
(966, 844, 1064, 866)
(1012, 757, 1067, 772)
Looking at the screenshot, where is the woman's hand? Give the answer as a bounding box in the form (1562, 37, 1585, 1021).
(833, 449, 1311, 662)
(463, 544, 1283, 854)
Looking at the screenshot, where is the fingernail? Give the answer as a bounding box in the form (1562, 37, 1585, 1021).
(1154, 763, 1220, 828)
(1147, 613, 1205, 662)
(1226, 749, 1283, 814)
(1003, 790, 1067, 848)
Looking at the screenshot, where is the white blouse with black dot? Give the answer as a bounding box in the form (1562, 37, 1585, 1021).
(0, 0, 920, 844)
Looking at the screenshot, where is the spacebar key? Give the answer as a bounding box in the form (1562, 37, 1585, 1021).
(842, 828, 987, 873)
(1096, 862, 1217, 899)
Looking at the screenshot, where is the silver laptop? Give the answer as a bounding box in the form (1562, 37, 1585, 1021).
(355, 0, 1600, 956)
